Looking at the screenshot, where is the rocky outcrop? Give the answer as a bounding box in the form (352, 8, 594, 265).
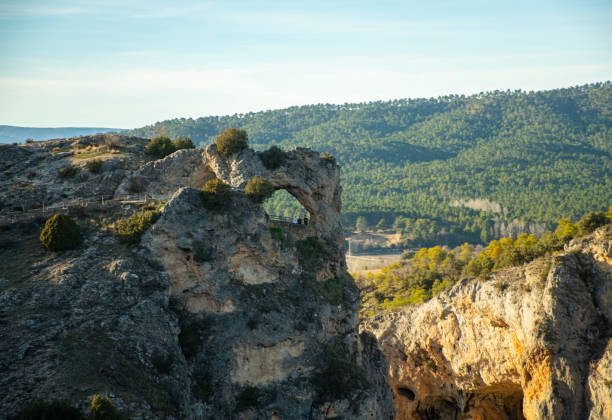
(361, 226, 612, 419)
(120, 144, 345, 268)
(492, 219, 549, 239)
(140, 187, 393, 418)
(0, 135, 146, 213)
(0, 137, 394, 419)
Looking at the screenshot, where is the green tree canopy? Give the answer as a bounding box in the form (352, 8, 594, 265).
(174, 136, 195, 150)
(144, 136, 176, 159)
(245, 176, 275, 203)
(216, 128, 248, 156)
(40, 214, 80, 251)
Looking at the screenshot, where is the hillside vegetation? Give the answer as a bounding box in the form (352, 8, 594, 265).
(356, 207, 611, 317)
(129, 82, 612, 246)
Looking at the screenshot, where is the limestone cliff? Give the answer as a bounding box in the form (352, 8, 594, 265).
(0, 136, 394, 419)
(361, 226, 612, 419)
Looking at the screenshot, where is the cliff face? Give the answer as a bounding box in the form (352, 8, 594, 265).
(0, 137, 394, 419)
(362, 226, 612, 419)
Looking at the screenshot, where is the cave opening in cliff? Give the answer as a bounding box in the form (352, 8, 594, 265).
(264, 189, 310, 223)
(395, 386, 415, 401)
(463, 386, 525, 420)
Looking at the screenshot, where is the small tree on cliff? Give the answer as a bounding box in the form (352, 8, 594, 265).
(40, 214, 80, 251)
(216, 128, 248, 156)
(202, 178, 231, 210)
(259, 146, 286, 169)
(245, 176, 275, 203)
(576, 211, 607, 236)
(174, 136, 195, 150)
(145, 136, 176, 159)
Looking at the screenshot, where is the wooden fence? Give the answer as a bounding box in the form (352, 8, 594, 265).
(0, 193, 152, 224)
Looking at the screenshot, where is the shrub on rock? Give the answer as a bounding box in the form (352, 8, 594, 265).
(216, 128, 248, 156)
(259, 146, 286, 169)
(40, 214, 80, 251)
(244, 176, 275, 203)
(89, 394, 129, 420)
(320, 152, 336, 165)
(577, 211, 608, 236)
(201, 179, 231, 210)
(144, 136, 176, 159)
(174, 136, 195, 150)
(58, 165, 78, 179)
(115, 210, 161, 244)
(86, 159, 103, 173)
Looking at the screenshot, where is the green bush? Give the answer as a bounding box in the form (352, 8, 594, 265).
(576, 211, 607, 236)
(320, 152, 336, 165)
(16, 399, 83, 420)
(58, 165, 78, 179)
(174, 136, 195, 150)
(244, 176, 275, 203)
(88, 394, 129, 420)
(201, 179, 231, 211)
(555, 218, 578, 242)
(115, 210, 160, 244)
(144, 136, 176, 159)
(40, 214, 80, 251)
(86, 159, 103, 174)
(235, 386, 262, 412)
(216, 128, 248, 156)
(259, 146, 286, 169)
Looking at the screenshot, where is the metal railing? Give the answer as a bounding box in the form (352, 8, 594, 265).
(267, 214, 312, 225)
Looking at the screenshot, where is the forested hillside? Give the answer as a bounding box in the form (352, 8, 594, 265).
(129, 82, 612, 246)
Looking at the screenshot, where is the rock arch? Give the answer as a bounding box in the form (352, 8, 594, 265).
(202, 144, 344, 257)
(117, 145, 346, 267)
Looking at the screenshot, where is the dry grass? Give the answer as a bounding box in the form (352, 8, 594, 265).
(72, 144, 125, 161)
(346, 252, 403, 275)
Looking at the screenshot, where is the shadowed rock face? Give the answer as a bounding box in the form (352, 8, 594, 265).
(361, 226, 612, 420)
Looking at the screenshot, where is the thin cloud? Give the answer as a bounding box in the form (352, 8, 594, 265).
(0, 4, 95, 18)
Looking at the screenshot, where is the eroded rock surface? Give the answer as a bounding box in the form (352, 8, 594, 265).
(361, 226, 612, 419)
(122, 144, 345, 268)
(0, 137, 394, 419)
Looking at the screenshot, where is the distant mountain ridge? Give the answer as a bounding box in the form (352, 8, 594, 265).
(0, 125, 120, 143)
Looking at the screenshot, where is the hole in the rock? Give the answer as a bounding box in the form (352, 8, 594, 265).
(264, 189, 310, 224)
(416, 396, 458, 419)
(465, 386, 525, 420)
(396, 386, 415, 401)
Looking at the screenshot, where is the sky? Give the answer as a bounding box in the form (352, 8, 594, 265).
(0, 0, 611, 128)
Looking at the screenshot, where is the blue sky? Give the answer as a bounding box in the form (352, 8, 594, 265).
(0, 0, 611, 127)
